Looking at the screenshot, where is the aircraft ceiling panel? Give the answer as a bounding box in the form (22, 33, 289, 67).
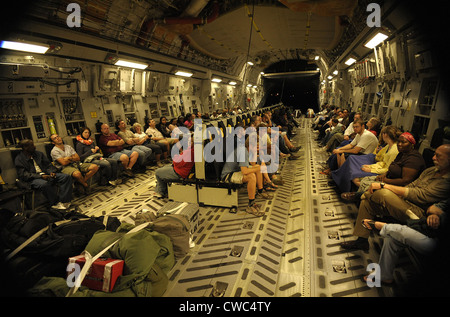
(189, 6, 337, 60)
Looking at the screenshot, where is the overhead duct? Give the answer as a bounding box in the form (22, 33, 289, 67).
(136, 1, 219, 47)
(182, 0, 211, 17)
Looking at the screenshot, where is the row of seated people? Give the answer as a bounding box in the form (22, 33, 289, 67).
(146, 104, 298, 138)
(13, 107, 292, 212)
(311, 106, 450, 286)
(151, 108, 301, 217)
(144, 107, 299, 163)
(13, 117, 184, 210)
(147, 105, 269, 132)
(170, 106, 246, 125)
(143, 111, 246, 134)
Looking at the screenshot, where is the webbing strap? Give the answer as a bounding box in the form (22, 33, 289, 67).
(66, 222, 151, 297)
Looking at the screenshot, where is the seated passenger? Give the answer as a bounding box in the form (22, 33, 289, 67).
(249, 115, 262, 130)
(362, 198, 448, 285)
(145, 119, 178, 155)
(168, 118, 179, 133)
(331, 125, 400, 193)
(132, 122, 165, 167)
(183, 113, 195, 130)
(366, 117, 382, 137)
(322, 119, 378, 173)
(15, 139, 73, 210)
(324, 112, 362, 152)
(311, 104, 330, 129)
(117, 120, 153, 167)
(320, 117, 344, 147)
(75, 127, 122, 186)
(176, 115, 186, 128)
(315, 111, 339, 141)
(98, 123, 138, 178)
(263, 112, 301, 154)
(221, 109, 228, 118)
(157, 117, 174, 139)
(153, 134, 194, 198)
(340, 109, 350, 128)
(340, 144, 450, 251)
(353, 126, 401, 186)
(247, 124, 278, 191)
(50, 134, 99, 195)
(220, 124, 272, 217)
(341, 132, 425, 202)
(272, 108, 295, 138)
(171, 117, 186, 136)
(313, 105, 335, 131)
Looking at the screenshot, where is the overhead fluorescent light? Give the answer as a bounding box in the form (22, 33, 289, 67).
(333, 70, 338, 75)
(364, 32, 388, 49)
(114, 59, 149, 69)
(247, 84, 253, 87)
(327, 75, 333, 80)
(315, 56, 320, 60)
(211, 78, 222, 83)
(345, 57, 356, 66)
(247, 61, 254, 66)
(229, 81, 237, 85)
(1, 40, 49, 54)
(175, 70, 193, 77)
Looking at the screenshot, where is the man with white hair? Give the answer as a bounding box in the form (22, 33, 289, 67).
(341, 144, 450, 251)
(117, 119, 153, 168)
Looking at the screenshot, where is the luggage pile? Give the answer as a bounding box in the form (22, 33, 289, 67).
(0, 201, 198, 297)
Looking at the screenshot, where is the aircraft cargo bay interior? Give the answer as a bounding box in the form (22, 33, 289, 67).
(0, 0, 449, 300)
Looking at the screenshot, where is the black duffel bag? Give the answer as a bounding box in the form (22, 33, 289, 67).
(1, 209, 121, 258)
(0, 209, 121, 295)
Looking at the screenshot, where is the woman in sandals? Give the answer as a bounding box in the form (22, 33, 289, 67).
(251, 122, 279, 192)
(220, 123, 272, 217)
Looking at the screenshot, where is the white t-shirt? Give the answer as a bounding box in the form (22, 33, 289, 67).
(51, 145, 76, 169)
(134, 131, 147, 140)
(32, 158, 43, 174)
(344, 122, 354, 136)
(145, 127, 164, 139)
(351, 129, 378, 154)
